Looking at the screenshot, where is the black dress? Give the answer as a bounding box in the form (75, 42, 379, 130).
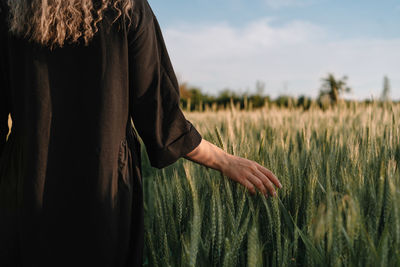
(0, 0, 202, 266)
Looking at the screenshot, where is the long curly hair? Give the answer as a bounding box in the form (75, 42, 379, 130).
(6, 0, 134, 49)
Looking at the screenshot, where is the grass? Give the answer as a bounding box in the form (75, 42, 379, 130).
(141, 101, 400, 266)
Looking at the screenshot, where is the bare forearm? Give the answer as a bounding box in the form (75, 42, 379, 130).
(183, 139, 231, 172)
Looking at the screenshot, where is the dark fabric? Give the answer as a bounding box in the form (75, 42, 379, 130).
(0, 0, 202, 266)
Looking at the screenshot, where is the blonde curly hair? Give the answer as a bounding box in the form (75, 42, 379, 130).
(6, 0, 134, 49)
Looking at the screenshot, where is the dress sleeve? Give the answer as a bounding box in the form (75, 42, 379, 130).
(0, 6, 11, 155)
(127, 0, 202, 169)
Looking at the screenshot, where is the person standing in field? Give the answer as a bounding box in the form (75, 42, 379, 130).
(0, 0, 282, 266)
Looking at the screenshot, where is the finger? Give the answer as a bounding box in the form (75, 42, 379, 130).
(252, 168, 276, 197)
(241, 179, 256, 195)
(257, 165, 282, 188)
(246, 174, 267, 196)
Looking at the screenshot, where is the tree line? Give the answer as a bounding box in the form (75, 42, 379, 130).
(179, 73, 396, 111)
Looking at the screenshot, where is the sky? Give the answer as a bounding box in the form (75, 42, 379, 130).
(148, 0, 400, 100)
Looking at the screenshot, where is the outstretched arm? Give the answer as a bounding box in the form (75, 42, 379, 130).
(183, 139, 283, 198)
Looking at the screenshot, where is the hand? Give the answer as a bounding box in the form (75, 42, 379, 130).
(184, 139, 282, 198)
(220, 154, 282, 198)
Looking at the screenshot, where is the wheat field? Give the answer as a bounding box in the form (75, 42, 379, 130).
(141, 102, 400, 267)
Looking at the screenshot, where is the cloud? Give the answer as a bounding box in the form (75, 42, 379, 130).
(163, 18, 400, 100)
(264, 0, 316, 9)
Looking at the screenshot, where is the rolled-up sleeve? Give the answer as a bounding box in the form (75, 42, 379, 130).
(0, 6, 11, 155)
(127, 0, 202, 169)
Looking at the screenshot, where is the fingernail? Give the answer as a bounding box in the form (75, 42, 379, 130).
(273, 191, 277, 197)
(279, 182, 282, 188)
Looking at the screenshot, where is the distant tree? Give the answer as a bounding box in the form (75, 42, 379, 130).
(297, 95, 312, 110)
(179, 82, 191, 99)
(318, 73, 351, 105)
(380, 76, 391, 102)
(275, 95, 296, 108)
(255, 80, 266, 95)
(216, 88, 240, 107)
(188, 88, 203, 103)
(249, 94, 267, 108)
(179, 82, 210, 111)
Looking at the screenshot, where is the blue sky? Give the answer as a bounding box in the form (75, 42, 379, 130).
(149, 0, 400, 100)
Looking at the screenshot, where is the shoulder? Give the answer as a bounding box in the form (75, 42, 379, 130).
(130, 0, 154, 17)
(127, 0, 157, 43)
(128, 0, 156, 45)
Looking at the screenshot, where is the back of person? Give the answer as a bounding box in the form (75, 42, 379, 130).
(0, 0, 203, 266)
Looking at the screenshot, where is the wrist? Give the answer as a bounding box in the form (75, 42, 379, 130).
(214, 150, 233, 174)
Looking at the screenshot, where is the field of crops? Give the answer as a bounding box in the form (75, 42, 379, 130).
(140, 102, 400, 267)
